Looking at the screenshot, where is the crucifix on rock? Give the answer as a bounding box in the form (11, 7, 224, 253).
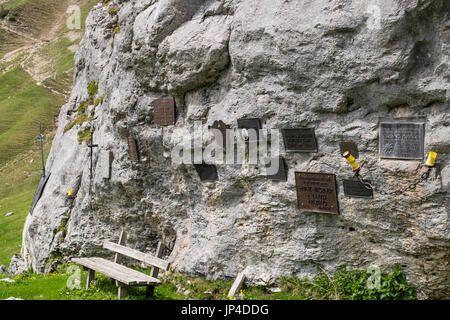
(88, 130, 98, 179)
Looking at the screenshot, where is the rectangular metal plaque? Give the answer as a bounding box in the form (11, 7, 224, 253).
(127, 135, 139, 162)
(194, 164, 218, 181)
(209, 120, 230, 147)
(101, 150, 113, 179)
(295, 172, 339, 214)
(379, 118, 425, 160)
(264, 156, 287, 181)
(339, 141, 359, 158)
(154, 97, 176, 126)
(282, 128, 318, 152)
(30, 172, 51, 215)
(237, 118, 262, 141)
(343, 179, 373, 198)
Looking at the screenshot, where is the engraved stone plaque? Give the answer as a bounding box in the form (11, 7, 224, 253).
(237, 118, 262, 141)
(379, 118, 425, 160)
(343, 179, 373, 198)
(194, 163, 218, 181)
(154, 97, 176, 126)
(127, 135, 139, 162)
(295, 172, 339, 214)
(339, 141, 359, 158)
(264, 156, 287, 181)
(209, 120, 230, 147)
(282, 128, 318, 152)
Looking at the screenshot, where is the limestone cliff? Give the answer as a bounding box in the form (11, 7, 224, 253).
(19, 0, 449, 298)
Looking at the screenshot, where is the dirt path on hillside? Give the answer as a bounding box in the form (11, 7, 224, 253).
(0, 0, 89, 96)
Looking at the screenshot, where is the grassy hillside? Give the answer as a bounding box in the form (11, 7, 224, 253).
(0, 0, 101, 267)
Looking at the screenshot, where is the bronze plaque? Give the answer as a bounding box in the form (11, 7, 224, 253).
(264, 156, 287, 181)
(209, 120, 230, 147)
(194, 163, 218, 181)
(154, 97, 176, 126)
(295, 172, 339, 214)
(237, 118, 262, 141)
(339, 141, 359, 158)
(127, 135, 139, 162)
(343, 179, 373, 198)
(282, 128, 318, 152)
(379, 118, 425, 160)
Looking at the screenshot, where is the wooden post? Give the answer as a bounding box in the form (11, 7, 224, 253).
(111, 230, 127, 285)
(227, 270, 246, 298)
(117, 282, 127, 300)
(146, 241, 164, 298)
(86, 269, 95, 290)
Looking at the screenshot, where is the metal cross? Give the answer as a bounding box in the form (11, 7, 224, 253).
(88, 130, 98, 179)
(37, 122, 46, 178)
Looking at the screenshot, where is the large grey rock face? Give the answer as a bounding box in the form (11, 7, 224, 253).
(20, 0, 449, 298)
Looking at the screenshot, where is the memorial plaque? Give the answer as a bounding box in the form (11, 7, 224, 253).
(194, 163, 218, 181)
(264, 156, 287, 181)
(282, 128, 318, 152)
(339, 141, 359, 158)
(127, 135, 139, 162)
(30, 172, 51, 215)
(379, 118, 425, 160)
(343, 179, 373, 198)
(101, 150, 113, 179)
(237, 118, 262, 141)
(154, 97, 176, 126)
(295, 172, 339, 214)
(209, 120, 230, 147)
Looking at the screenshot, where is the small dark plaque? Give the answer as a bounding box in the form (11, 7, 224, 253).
(343, 179, 373, 198)
(237, 118, 262, 141)
(127, 135, 139, 162)
(194, 163, 218, 181)
(295, 172, 339, 214)
(264, 156, 287, 181)
(339, 141, 359, 158)
(154, 97, 176, 126)
(30, 173, 51, 215)
(209, 120, 230, 147)
(282, 128, 318, 152)
(379, 118, 425, 160)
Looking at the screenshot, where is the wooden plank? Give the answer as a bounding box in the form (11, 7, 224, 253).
(150, 241, 164, 278)
(147, 241, 165, 298)
(72, 258, 138, 285)
(90, 257, 161, 284)
(114, 230, 127, 264)
(72, 257, 160, 285)
(112, 230, 127, 286)
(227, 271, 246, 298)
(103, 241, 169, 270)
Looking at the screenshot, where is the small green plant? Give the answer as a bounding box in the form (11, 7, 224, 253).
(113, 26, 120, 35)
(87, 80, 98, 97)
(77, 128, 92, 145)
(108, 6, 119, 16)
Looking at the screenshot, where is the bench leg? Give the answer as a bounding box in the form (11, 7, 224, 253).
(146, 285, 155, 298)
(118, 285, 127, 300)
(86, 269, 95, 290)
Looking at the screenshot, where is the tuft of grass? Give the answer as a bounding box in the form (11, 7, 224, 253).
(108, 6, 119, 16)
(77, 127, 92, 145)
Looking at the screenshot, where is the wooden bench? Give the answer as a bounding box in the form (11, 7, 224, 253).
(72, 230, 170, 299)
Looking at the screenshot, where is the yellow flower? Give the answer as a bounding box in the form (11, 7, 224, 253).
(167, 271, 172, 276)
(229, 297, 233, 300)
